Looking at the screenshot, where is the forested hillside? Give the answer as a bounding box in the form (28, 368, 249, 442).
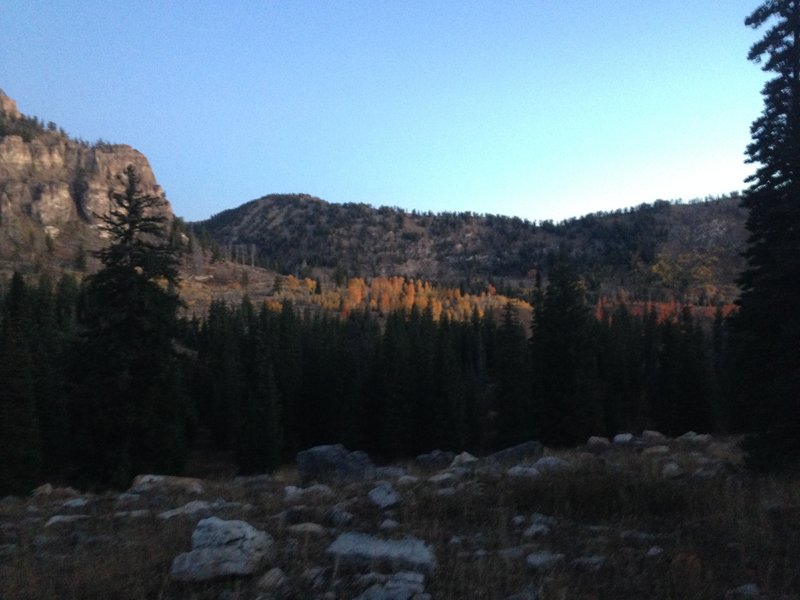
(197, 193, 746, 306)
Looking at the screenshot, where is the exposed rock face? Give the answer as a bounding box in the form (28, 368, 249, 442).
(0, 90, 172, 270)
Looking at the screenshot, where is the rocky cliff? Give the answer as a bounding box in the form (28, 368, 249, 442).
(0, 89, 172, 273)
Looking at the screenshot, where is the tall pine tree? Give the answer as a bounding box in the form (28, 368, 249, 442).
(71, 166, 187, 485)
(732, 1, 800, 469)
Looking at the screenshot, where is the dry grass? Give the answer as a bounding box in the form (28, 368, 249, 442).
(1, 440, 799, 599)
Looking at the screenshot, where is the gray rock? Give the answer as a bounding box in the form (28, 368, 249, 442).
(642, 445, 670, 455)
(397, 475, 419, 486)
(380, 518, 399, 531)
(44, 514, 90, 527)
(170, 517, 274, 581)
(489, 441, 544, 465)
(60, 497, 89, 509)
(287, 522, 326, 536)
(571, 555, 606, 571)
(327, 532, 436, 573)
(158, 500, 212, 521)
(526, 551, 564, 570)
(354, 571, 426, 600)
(641, 430, 667, 442)
(505, 585, 540, 600)
(376, 466, 407, 479)
(677, 431, 713, 444)
(415, 450, 456, 471)
(324, 503, 354, 527)
(129, 474, 205, 495)
(296, 444, 375, 483)
(646, 545, 664, 557)
(428, 471, 457, 485)
(530, 513, 557, 527)
(369, 482, 401, 509)
(586, 436, 612, 451)
(450, 451, 478, 468)
(613, 432, 635, 444)
(257, 567, 287, 591)
(284, 483, 334, 503)
(507, 465, 541, 478)
(523, 524, 550, 538)
(113, 509, 151, 519)
(725, 583, 761, 598)
(662, 462, 683, 478)
(531, 456, 570, 473)
(436, 487, 457, 497)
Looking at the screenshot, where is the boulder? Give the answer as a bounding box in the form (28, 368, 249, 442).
(326, 532, 436, 573)
(488, 441, 544, 465)
(296, 444, 375, 483)
(586, 436, 612, 451)
(257, 567, 287, 591)
(531, 456, 570, 474)
(44, 515, 90, 527)
(449, 452, 478, 468)
(507, 465, 541, 478)
(158, 500, 212, 521)
(170, 517, 274, 582)
(369, 482, 401, 509)
(354, 571, 426, 600)
(612, 433, 635, 445)
(130, 474, 205, 495)
(415, 450, 456, 471)
(641, 430, 667, 442)
(526, 551, 564, 570)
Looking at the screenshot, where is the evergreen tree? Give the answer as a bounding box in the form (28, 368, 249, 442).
(0, 273, 42, 494)
(71, 166, 187, 485)
(732, 2, 800, 469)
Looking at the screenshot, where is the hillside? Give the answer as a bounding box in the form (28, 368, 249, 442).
(197, 193, 747, 306)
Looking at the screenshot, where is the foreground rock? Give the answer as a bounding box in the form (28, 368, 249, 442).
(296, 444, 375, 483)
(170, 517, 274, 582)
(327, 532, 436, 573)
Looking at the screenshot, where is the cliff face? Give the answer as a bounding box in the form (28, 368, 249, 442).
(0, 89, 172, 272)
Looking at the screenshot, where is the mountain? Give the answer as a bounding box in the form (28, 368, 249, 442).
(0, 88, 176, 278)
(197, 193, 747, 306)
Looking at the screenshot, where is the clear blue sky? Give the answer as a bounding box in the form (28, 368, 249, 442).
(2, 1, 765, 223)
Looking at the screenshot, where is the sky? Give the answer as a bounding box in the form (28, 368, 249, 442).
(2, 1, 767, 223)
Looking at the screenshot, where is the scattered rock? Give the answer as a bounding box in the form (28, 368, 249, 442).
(428, 472, 457, 485)
(369, 482, 401, 509)
(662, 462, 683, 478)
(32, 483, 54, 497)
(507, 465, 541, 478)
(488, 441, 544, 465)
(296, 444, 375, 483)
(44, 514, 90, 527)
(324, 503, 354, 527)
(526, 551, 564, 570)
(158, 500, 212, 521)
(613, 433, 635, 444)
(130, 474, 205, 495)
(523, 523, 550, 538)
(354, 571, 426, 600)
(511, 515, 527, 527)
(376, 466, 407, 479)
(113, 509, 151, 519)
(415, 450, 456, 471)
(646, 545, 664, 558)
(586, 436, 612, 451)
(641, 430, 667, 442)
(436, 487, 457, 497)
(642, 445, 670, 456)
(677, 431, 713, 444)
(60, 497, 89, 509)
(284, 484, 334, 503)
(725, 583, 761, 598)
(449, 451, 478, 468)
(326, 532, 436, 573)
(531, 456, 570, 473)
(571, 555, 605, 571)
(287, 522, 326, 536)
(397, 475, 419, 486)
(170, 517, 275, 582)
(257, 567, 287, 591)
(380, 518, 399, 531)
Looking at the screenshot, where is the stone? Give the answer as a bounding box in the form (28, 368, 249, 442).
(258, 567, 287, 591)
(642, 445, 670, 456)
(725, 583, 761, 598)
(613, 432, 635, 444)
(381, 518, 399, 531)
(354, 571, 426, 600)
(586, 436, 611, 451)
(113, 509, 151, 519)
(436, 487, 457, 497)
(130, 474, 204, 495)
(375, 466, 407, 479)
(287, 522, 326, 536)
(397, 475, 419, 486)
(488, 441, 544, 465)
(369, 482, 401, 509)
(677, 431, 713, 444)
(170, 517, 274, 582)
(505, 585, 541, 600)
(523, 523, 550, 538)
(571, 555, 606, 571)
(662, 462, 683, 478)
(526, 551, 564, 570)
(32, 483, 53, 496)
(158, 500, 212, 521)
(296, 444, 375, 483)
(428, 471, 457, 485)
(511, 515, 527, 527)
(530, 513, 557, 527)
(531, 456, 570, 473)
(449, 451, 478, 468)
(324, 504, 354, 527)
(326, 532, 436, 573)
(60, 497, 89, 509)
(506, 465, 541, 478)
(641, 430, 667, 442)
(284, 483, 334, 503)
(415, 450, 456, 470)
(646, 545, 664, 558)
(44, 514, 90, 527)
